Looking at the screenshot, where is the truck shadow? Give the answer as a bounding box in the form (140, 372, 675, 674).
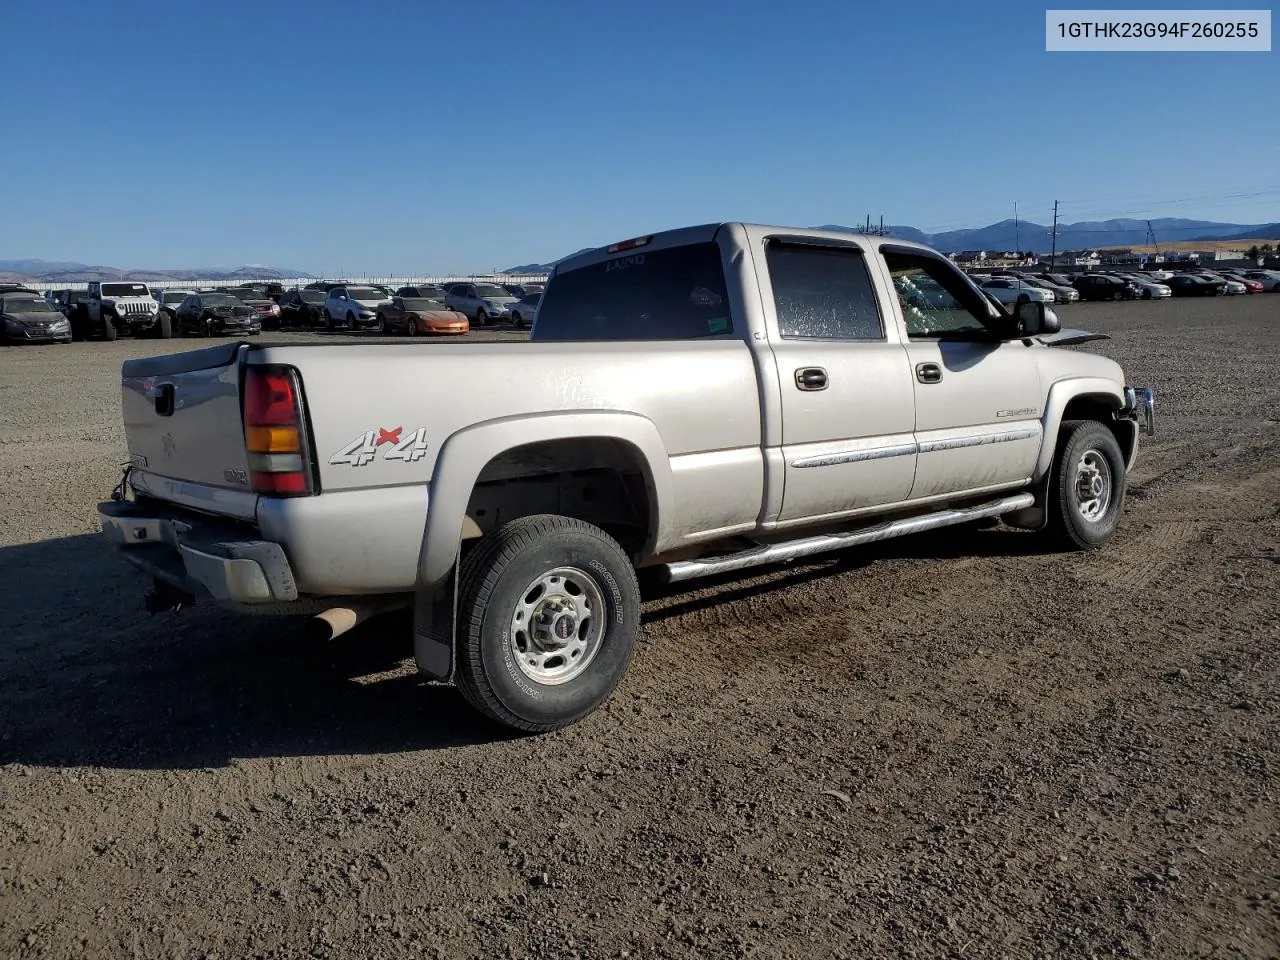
(0, 534, 511, 772)
(2, 525, 1047, 771)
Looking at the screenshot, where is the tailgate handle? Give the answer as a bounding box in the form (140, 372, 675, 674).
(149, 383, 175, 417)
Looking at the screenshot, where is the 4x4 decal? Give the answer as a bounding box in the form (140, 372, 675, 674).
(329, 427, 428, 466)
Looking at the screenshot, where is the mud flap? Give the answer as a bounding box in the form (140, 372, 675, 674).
(1002, 472, 1052, 531)
(414, 561, 457, 682)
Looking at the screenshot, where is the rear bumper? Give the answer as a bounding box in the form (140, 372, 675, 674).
(98, 500, 298, 604)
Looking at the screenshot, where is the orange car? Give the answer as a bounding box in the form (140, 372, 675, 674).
(377, 295, 469, 336)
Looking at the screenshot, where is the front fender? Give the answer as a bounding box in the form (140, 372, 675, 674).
(416, 410, 674, 590)
(1034, 377, 1125, 481)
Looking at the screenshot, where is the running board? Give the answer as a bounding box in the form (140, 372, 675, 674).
(659, 493, 1035, 583)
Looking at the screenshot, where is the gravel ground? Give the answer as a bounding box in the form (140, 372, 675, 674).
(1, 298, 1277, 959)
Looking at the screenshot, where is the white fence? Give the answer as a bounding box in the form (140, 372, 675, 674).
(23, 274, 551, 293)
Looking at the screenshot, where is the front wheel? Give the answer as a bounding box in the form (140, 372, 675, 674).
(155, 313, 173, 338)
(102, 317, 118, 341)
(455, 515, 641, 732)
(1043, 420, 1126, 550)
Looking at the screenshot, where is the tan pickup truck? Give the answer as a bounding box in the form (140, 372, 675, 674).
(98, 223, 1155, 731)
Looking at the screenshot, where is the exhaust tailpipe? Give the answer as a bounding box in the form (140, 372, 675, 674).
(306, 597, 410, 642)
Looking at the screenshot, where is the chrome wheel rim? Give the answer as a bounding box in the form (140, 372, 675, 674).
(508, 566, 606, 685)
(1073, 450, 1112, 522)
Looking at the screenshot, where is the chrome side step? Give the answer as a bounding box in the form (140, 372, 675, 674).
(659, 493, 1035, 583)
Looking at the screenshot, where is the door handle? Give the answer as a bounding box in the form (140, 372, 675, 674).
(795, 367, 828, 391)
(916, 362, 943, 384)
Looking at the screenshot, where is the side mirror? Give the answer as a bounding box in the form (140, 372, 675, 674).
(1017, 300, 1060, 336)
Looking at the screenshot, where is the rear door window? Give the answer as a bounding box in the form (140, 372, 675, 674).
(533, 241, 732, 340)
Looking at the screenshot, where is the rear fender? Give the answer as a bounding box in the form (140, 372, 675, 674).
(412, 411, 673, 681)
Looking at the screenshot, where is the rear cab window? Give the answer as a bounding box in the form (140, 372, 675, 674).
(532, 241, 732, 340)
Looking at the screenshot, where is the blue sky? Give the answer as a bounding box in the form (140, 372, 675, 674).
(3, 0, 1277, 273)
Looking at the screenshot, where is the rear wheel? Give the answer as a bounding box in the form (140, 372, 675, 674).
(1043, 420, 1126, 550)
(475, 309, 488, 327)
(1111, 291, 1122, 301)
(155, 313, 172, 338)
(455, 515, 641, 732)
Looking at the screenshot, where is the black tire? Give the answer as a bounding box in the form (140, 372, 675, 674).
(156, 313, 172, 338)
(346, 312, 356, 328)
(1043, 420, 1126, 551)
(199, 315, 211, 338)
(409, 318, 419, 336)
(326, 311, 337, 331)
(475, 309, 488, 328)
(455, 515, 641, 732)
(102, 316, 118, 341)
(1142, 289, 1152, 300)
(512, 311, 524, 329)
(1111, 291, 1122, 301)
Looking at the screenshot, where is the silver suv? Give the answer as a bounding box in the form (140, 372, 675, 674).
(444, 282, 518, 325)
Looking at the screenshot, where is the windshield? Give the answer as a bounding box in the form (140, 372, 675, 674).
(411, 285, 445, 298)
(3, 298, 55, 314)
(201, 294, 243, 307)
(401, 297, 446, 310)
(533, 241, 732, 341)
(475, 285, 511, 298)
(346, 287, 385, 301)
(102, 283, 149, 297)
(300, 290, 326, 303)
(229, 289, 265, 300)
(162, 292, 188, 304)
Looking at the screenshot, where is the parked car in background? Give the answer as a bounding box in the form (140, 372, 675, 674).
(377, 295, 468, 336)
(48, 288, 91, 321)
(324, 284, 390, 330)
(1241, 270, 1280, 292)
(395, 284, 448, 299)
(1194, 271, 1246, 295)
(1114, 274, 1171, 299)
(1219, 272, 1264, 294)
(1017, 275, 1079, 303)
(79, 281, 168, 339)
(173, 291, 262, 337)
(303, 280, 350, 292)
(1073, 274, 1139, 302)
(154, 289, 195, 326)
(228, 287, 284, 327)
(1, 291, 72, 344)
(278, 288, 328, 326)
(509, 292, 542, 328)
(504, 282, 545, 297)
(1163, 274, 1223, 297)
(1036, 272, 1077, 288)
(977, 277, 1053, 305)
(445, 282, 518, 325)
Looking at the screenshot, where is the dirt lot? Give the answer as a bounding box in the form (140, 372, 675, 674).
(1, 298, 1277, 959)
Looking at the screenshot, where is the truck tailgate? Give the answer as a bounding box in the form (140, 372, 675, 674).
(121, 342, 253, 496)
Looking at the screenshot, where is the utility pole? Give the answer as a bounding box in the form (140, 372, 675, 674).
(1049, 200, 1059, 270)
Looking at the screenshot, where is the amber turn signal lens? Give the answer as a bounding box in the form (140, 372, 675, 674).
(246, 425, 300, 453)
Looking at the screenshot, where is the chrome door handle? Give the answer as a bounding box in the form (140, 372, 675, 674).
(916, 362, 942, 384)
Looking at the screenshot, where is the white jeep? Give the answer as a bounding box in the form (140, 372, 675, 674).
(77, 281, 169, 340)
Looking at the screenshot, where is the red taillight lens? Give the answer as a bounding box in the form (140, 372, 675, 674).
(243, 365, 314, 497)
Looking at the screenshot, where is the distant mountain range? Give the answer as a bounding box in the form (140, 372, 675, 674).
(0, 259, 312, 284)
(503, 218, 1280, 271)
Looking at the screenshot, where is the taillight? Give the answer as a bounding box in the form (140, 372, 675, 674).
(243, 365, 314, 496)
